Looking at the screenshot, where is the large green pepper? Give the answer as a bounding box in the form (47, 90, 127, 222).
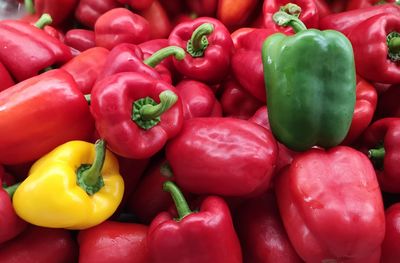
(262, 8, 356, 151)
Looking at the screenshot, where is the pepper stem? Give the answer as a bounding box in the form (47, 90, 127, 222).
(387, 32, 400, 62)
(131, 90, 178, 130)
(187, 23, 214, 57)
(368, 147, 386, 160)
(163, 181, 192, 220)
(24, 0, 35, 14)
(143, 46, 185, 68)
(273, 3, 307, 33)
(4, 183, 20, 198)
(76, 140, 106, 195)
(34, 13, 53, 29)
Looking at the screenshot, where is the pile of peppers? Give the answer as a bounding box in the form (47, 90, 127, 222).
(1, 0, 400, 262)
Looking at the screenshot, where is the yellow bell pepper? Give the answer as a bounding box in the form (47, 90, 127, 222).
(13, 139, 124, 230)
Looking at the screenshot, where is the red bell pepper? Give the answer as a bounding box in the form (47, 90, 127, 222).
(363, 118, 400, 193)
(275, 146, 385, 262)
(376, 84, 400, 118)
(165, 117, 278, 197)
(319, 3, 400, 36)
(185, 0, 218, 17)
(168, 17, 234, 84)
(0, 225, 78, 263)
(24, 0, 78, 26)
(263, 1, 319, 33)
(314, 0, 332, 17)
(139, 1, 172, 39)
(91, 72, 183, 159)
(175, 79, 222, 119)
(219, 77, 264, 119)
(348, 13, 400, 84)
(127, 157, 175, 223)
(0, 69, 94, 165)
(341, 75, 378, 145)
(346, 0, 398, 10)
(74, 0, 121, 29)
(147, 181, 243, 263)
(217, 0, 259, 30)
(381, 203, 400, 263)
(65, 29, 96, 52)
(0, 62, 14, 92)
(0, 16, 72, 82)
(94, 8, 150, 50)
(78, 220, 149, 263)
(235, 190, 303, 263)
(116, 0, 154, 10)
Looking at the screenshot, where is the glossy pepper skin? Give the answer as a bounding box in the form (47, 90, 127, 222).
(147, 181, 243, 263)
(0, 69, 94, 165)
(275, 146, 385, 262)
(381, 203, 400, 263)
(168, 17, 234, 84)
(139, 1, 172, 39)
(74, 0, 121, 28)
(0, 61, 14, 92)
(13, 140, 124, 230)
(0, 18, 72, 82)
(91, 72, 183, 159)
(262, 10, 356, 151)
(362, 118, 400, 193)
(347, 13, 400, 84)
(166, 117, 278, 197)
(65, 29, 96, 52)
(0, 225, 78, 263)
(94, 8, 150, 50)
(24, 0, 78, 26)
(78, 220, 149, 263)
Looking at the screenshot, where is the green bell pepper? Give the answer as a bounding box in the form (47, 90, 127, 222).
(262, 8, 356, 151)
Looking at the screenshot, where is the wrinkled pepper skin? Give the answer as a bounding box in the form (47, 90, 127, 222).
(166, 117, 278, 197)
(78, 220, 149, 263)
(0, 69, 94, 165)
(13, 140, 124, 230)
(262, 14, 356, 151)
(381, 203, 400, 263)
(275, 146, 385, 262)
(0, 225, 78, 263)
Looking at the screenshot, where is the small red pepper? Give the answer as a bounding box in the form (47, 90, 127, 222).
(0, 225, 78, 263)
(275, 146, 385, 262)
(74, 0, 121, 29)
(381, 203, 400, 263)
(94, 8, 150, 50)
(91, 72, 183, 159)
(363, 118, 400, 193)
(165, 117, 278, 197)
(139, 0, 172, 39)
(116, 0, 154, 10)
(147, 181, 243, 263)
(24, 0, 78, 26)
(78, 220, 150, 263)
(348, 13, 400, 84)
(168, 17, 234, 84)
(61, 47, 109, 94)
(0, 62, 14, 92)
(0, 69, 94, 165)
(346, 0, 398, 10)
(64, 29, 96, 52)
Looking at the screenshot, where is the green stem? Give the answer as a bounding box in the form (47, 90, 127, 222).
(4, 183, 21, 198)
(76, 139, 106, 195)
(84, 94, 91, 105)
(143, 46, 185, 68)
(279, 3, 302, 18)
(186, 23, 214, 57)
(273, 4, 307, 33)
(368, 147, 386, 160)
(163, 181, 192, 220)
(34, 13, 53, 29)
(396, 0, 400, 5)
(387, 32, 400, 62)
(24, 0, 35, 14)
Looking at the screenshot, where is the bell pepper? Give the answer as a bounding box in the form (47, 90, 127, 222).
(175, 79, 222, 119)
(346, 0, 398, 10)
(314, 0, 332, 17)
(217, 0, 259, 30)
(168, 17, 234, 84)
(235, 191, 303, 263)
(185, 0, 218, 17)
(147, 181, 243, 263)
(94, 8, 150, 50)
(139, 1, 172, 39)
(262, 9, 356, 151)
(381, 203, 400, 263)
(0, 61, 14, 92)
(65, 29, 96, 52)
(78, 220, 150, 263)
(275, 146, 386, 262)
(376, 84, 400, 118)
(61, 47, 109, 94)
(74, 0, 121, 29)
(362, 118, 400, 193)
(263, 1, 319, 33)
(0, 225, 78, 263)
(219, 77, 264, 119)
(165, 117, 278, 197)
(347, 13, 400, 84)
(91, 72, 183, 159)
(24, 0, 78, 26)
(117, 0, 154, 10)
(13, 139, 124, 229)
(0, 69, 94, 165)
(319, 3, 400, 37)
(341, 75, 378, 145)
(0, 15, 72, 82)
